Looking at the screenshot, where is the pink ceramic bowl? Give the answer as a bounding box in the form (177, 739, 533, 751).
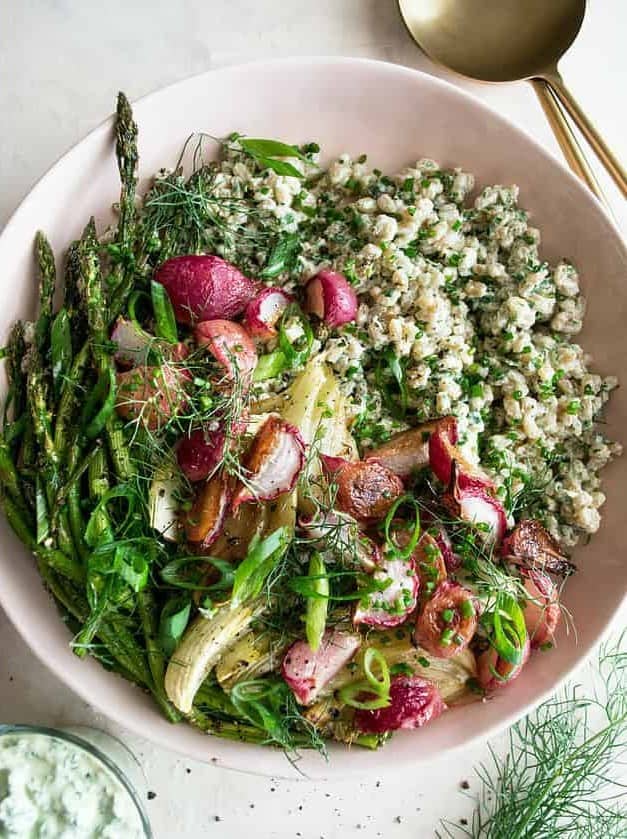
(0, 58, 625, 778)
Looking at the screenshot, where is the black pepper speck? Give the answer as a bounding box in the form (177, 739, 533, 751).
(147, 791, 157, 801)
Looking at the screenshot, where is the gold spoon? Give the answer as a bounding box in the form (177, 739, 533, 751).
(398, 0, 627, 203)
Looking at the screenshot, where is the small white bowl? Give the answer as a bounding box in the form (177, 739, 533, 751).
(0, 58, 625, 779)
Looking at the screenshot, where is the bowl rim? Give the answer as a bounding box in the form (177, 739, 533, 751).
(0, 56, 625, 778)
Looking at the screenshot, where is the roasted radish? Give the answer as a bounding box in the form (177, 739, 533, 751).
(503, 519, 575, 577)
(282, 629, 361, 705)
(444, 466, 507, 544)
(195, 320, 258, 384)
(184, 472, 230, 548)
(413, 533, 447, 600)
(433, 526, 459, 573)
(477, 637, 530, 691)
(154, 254, 257, 324)
(364, 422, 439, 480)
(177, 427, 226, 482)
(242, 287, 293, 340)
(428, 415, 489, 487)
(231, 415, 305, 509)
(354, 675, 446, 733)
(353, 551, 419, 628)
(304, 269, 358, 328)
(115, 364, 189, 430)
(414, 581, 478, 658)
(522, 570, 561, 647)
(320, 455, 404, 523)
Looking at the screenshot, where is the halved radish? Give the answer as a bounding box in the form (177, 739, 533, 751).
(364, 421, 439, 480)
(154, 254, 257, 324)
(353, 552, 419, 629)
(177, 427, 226, 482)
(413, 533, 447, 600)
(320, 455, 404, 523)
(414, 581, 478, 659)
(115, 364, 190, 430)
(477, 637, 530, 691)
(184, 472, 231, 548)
(304, 270, 358, 328)
(243, 287, 293, 340)
(231, 416, 305, 509)
(282, 629, 361, 705)
(444, 466, 507, 544)
(522, 570, 561, 648)
(354, 675, 446, 733)
(503, 519, 575, 577)
(195, 320, 258, 384)
(433, 526, 459, 573)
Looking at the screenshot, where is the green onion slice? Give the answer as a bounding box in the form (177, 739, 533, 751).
(150, 280, 178, 343)
(339, 648, 391, 710)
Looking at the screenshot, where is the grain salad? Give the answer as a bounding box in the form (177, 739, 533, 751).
(1, 93, 620, 755)
(209, 144, 621, 549)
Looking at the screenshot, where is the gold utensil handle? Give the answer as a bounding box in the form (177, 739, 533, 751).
(543, 70, 627, 198)
(530, 79, 607, 205)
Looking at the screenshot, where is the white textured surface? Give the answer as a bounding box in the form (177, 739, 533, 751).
(0, 2, 625, 837)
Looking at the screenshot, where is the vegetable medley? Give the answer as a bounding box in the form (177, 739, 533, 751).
(0, 93, 620, 754)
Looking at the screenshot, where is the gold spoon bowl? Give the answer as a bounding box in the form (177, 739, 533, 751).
(399, 0, 626, 202)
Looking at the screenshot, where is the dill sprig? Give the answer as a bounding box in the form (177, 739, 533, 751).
(439, 635, 627, 838)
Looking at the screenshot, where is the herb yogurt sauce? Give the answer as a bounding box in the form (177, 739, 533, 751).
(0, 731, 146, 838)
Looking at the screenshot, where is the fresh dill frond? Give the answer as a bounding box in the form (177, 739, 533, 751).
(438, 635, 627, 838)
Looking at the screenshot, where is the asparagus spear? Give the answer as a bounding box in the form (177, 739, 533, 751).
(79, 218, 133, 481)
(34, 231, 56, 358)
(108, 92, 139, 321)
(62, 241, 87, 350)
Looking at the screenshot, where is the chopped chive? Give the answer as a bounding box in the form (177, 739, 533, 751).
(460, 599, 475, 619)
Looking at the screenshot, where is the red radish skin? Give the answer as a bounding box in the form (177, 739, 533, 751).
(231, 416, 305, 509)
(477, 637, 531, 691)
(429, 418, 506, 542)
(414, 581, 478, 659)
(413, 533, 448, 599)
(354, 675, 446, 734)
(195, 320, 258, 384)
(353, 550, 419, 628)
(522, 570, 561, 647)
(428, 416, 493, 488)
(282, 629, 361, 705)
(177, 428, 226, 482)
(444, 467, 508, 544)
(154, 255, 257, 324)
(433, 526, 459, 573)
(320, 455, 404, 523)
(304, 270, 358, 328)
(115, 365, 190, 430)
(243, 287, 293, 340)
